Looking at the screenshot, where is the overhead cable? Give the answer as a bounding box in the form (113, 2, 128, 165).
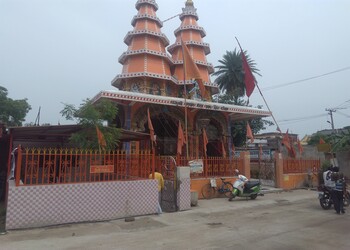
(262, 66, 350, 91)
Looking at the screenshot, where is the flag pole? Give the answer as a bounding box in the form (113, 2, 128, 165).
(235, 37, 282, 134)
(181, 38, 190, 159)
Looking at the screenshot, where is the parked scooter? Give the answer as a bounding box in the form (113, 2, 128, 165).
(228, 172, 264, 201)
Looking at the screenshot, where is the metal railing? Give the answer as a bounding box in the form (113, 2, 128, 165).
(15, 146, 153, 186)
(14, 145, 246, 186)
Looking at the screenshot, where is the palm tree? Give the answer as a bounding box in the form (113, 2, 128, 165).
(213, 48, 261, 98)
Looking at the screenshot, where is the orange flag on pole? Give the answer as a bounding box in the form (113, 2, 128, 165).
(319, 138, 326, 144)
(246, 123, 254, 143)
(147, 108, 156, 145)
(181, 39, 206, 99)
(297, 138, 304, 155)
(221, 139, 226, 158)
(96, 126, 107, 150)
(202, 128, 209, 156)
(177, 121, 186, 155)
(282, 130, 291, 151)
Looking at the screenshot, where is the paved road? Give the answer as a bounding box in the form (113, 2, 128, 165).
(1, 189, 349, 250)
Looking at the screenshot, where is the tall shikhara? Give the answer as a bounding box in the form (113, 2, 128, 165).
(112, 0, 175, 96)
(168, 0, 218, 100)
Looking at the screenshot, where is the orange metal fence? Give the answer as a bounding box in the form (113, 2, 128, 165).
(283, 159, 321, 174)
(178, 156, 243, 178)
(15, 146, 153, 186)
(14, 146, 244, 186)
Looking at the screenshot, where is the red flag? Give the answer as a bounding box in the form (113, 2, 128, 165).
(203, 128, 209, 156)
(282, 130, 296, 158)
(319, 138, 326, 144)
(147, 108, 156, 144)
(96, 126, 107, 149)
(246, 123, 254, 143)
(239, 49, 256, 97)
(297, 138, 304, 155)
(282, 130, 291, 151)
(221, 139, 226, 158)
(177, 121, 186, 155)
(181, 39, 206, 99)
(290, 144, 297, 158)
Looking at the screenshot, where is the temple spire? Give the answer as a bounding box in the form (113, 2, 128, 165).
(186, 0, 194, 6)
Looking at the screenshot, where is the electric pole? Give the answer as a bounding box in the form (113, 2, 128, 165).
(325, 108, 335, 131)
(326, 107, 346, 133)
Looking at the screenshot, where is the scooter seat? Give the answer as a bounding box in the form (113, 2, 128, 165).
(245, 181, 260, 189)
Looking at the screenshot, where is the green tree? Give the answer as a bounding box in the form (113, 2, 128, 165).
(308, 127, 350, 151)
(214, 94, 273, 146)
(60, 99, 120, 150)
(308, 133, 331, 146)
(332, 127, 350, 151)
(212, 49, 261, 98)
(0, 86, 31, 126)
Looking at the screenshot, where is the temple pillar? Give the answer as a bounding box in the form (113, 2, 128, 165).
(275, 152, 284, 188)
(240, 151, 251, 179)
(228, 117, 233, 158)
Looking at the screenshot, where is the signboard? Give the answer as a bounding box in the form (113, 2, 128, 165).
(90, 165, 114, 174)
(189, 159, 203, 173)
(317, 144, 331, 152)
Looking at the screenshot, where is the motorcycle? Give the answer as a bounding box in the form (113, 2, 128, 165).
(228, 179, 264, 201)
(318, 184, 350, 210)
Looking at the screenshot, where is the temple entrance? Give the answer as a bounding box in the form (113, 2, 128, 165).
(147, 112, 178, 156)
(205, 121, 223, 157)
(207, 141, 222, 157)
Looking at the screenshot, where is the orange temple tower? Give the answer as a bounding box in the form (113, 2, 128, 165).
(93, 0, 270, 158)
(168, 0, 218, 101)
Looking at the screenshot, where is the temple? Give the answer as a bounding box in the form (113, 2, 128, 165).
(92, 0, 271, 158)
(2, 1, 324, 231)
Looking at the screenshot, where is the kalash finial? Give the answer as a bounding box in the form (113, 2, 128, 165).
(186, 0, 194, 6)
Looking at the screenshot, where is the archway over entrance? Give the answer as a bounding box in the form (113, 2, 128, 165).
(147, 112, 178, 156)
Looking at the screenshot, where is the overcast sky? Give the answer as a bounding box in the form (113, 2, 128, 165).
(1, 0, 349, 137)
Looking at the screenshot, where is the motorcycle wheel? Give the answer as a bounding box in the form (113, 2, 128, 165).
(250, 194, 258, 200)
(201, 183, 215, 199)
(319, 196, 332, 210)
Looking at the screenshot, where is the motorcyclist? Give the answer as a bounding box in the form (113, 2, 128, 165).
(323, 166, 335, 191)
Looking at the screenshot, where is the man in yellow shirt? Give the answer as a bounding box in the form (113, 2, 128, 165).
(149, 169, 164, 214)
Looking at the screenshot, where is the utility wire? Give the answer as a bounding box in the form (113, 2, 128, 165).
(335, 99, 350, 109)
(278, 113, 328, 123)
(162, 13, 181, 23)
(262, 66, 350, 91)
(337, 111, 350, 118)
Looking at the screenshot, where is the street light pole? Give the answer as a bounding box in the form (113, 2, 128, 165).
(326, 108, 336, 132)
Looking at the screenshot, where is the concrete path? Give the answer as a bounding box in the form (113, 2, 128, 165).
(1, 189, 349, 250)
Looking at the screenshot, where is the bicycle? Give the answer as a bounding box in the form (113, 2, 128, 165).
(201, 177, 233, 199)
